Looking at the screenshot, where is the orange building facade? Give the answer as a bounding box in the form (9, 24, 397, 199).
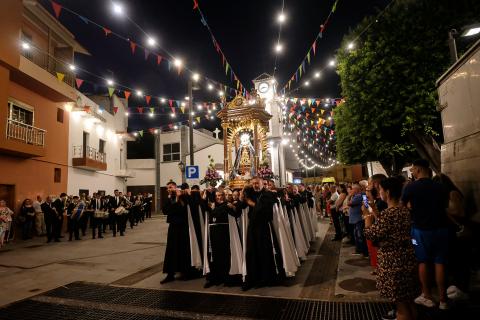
(0, 0, 88, 211)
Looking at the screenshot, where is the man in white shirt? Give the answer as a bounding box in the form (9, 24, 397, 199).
(328, 185, 341, 241)
(33, 195, 46, 236)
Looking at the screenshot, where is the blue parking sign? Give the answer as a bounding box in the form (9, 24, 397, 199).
(185, 165, 199, 179)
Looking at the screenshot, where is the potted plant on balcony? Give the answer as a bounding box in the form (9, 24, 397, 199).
(200, 155, 223, 187)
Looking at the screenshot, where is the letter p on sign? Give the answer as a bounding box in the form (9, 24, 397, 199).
(185, 165, 199, 179)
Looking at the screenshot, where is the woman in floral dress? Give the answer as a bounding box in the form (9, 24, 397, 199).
(0, 200, 14, 247)
(364, 177, 419, 320)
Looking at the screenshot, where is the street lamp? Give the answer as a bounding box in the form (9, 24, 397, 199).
(448, 23, 480, 63)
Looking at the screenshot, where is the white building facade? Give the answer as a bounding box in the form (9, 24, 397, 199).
(67, 93, 131, 196)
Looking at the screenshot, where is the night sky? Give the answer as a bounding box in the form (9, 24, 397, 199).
(40, 0, 391, 157)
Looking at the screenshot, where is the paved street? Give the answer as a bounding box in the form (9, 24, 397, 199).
(0, 216, 382, 306)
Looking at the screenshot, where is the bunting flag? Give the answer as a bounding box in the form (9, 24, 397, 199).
(150, 107, 154, 114)
(137, 107, 144, 114)
(138, 130, 143, 137)
(84, 106, 91, 113)
(168, 100, 174, 113)
(56, 72, 65, 82)
(307, 51, 311, 65)
(312, 41, 316, 55)
(156, 54, 162, 65)
(144, 48, 149, 60)
(130, 41, 136, 54)
(75, 78, 84, 89)
(193, 0, 199, 10)
(124, 90, 131, 100)
(332, 0, 339, 12)
(108, 87, 115, 97)
(103, 27, 112, 36)
(196, 116, 200, 123)
(180, 106, 185, 114)
(51, 1, 62, 19)
(145, 95, 151, 105)
(113, 106, 119, 114)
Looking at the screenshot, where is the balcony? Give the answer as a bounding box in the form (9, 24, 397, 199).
(72, 146, 107, 171)
(0, 119, 46, 157)
(9, 47, 78, 102)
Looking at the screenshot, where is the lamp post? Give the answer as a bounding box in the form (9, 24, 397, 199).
(448, 24, 480, 64)
(188, 74, 200, 166)
(178, 161, 186, 183)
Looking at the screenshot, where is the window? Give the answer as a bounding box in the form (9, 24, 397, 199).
(163, 143, 180, 162)
(99, 139, 106, 154)
(79, 189, 89, 197)
(8, 100, 34, 125)
(54, 168, 61, 183)
(57, 108, 64, 123)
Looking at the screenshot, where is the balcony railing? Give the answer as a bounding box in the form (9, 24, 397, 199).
(6, 119, 46, 147)
(73, 146, 106, 163)
(20, 47, 75, 87)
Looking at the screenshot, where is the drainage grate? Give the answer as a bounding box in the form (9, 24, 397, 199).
(0, 282, 396, 320)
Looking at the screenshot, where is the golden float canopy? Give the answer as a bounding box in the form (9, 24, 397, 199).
(216, 93, 272, 189)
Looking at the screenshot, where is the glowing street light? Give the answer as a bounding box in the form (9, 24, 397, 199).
(192, 73, 200, 82)
(347, 42, 355, 50)
(149, 112, 154, 118)
(160, 98, 166, 103)
(170, 113, 176, 118)
(275, 43, 283, 53)
(106, 79, 114, 86)
(68, 64, 76, 71)
(277, 12, 286, 24)
(314, 72, 321, 78)
(304, 81, 310, 86)
(21, 42, 30, 50)
(173, 58, 183, 68)
(146, 37, 157, 47)
(136, 90, 143, 96)
(207, 84, 214, 90)
(328, 59, 336, 67)
(218, 91, 224, 97)
(112, 2, 124, 15)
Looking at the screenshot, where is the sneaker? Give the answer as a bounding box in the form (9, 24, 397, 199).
(447, 285, 458, 295)
(439, 301, 449, 310)
(448, 290, 469, 301)
(381, 309, 396, 320)
(414, 294, 435, 308)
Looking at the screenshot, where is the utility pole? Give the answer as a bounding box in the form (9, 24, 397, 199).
(188, 79, 194, 165)
(448, 29, 459, 64)
(154, 132, 161, 213)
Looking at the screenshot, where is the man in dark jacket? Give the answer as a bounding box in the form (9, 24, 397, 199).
(52, 193, 67, 239)
(160, 181, 191, 284)
(41, 196, 60, 243)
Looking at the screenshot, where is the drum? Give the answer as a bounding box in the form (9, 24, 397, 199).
(115, 206, 126, 215)
(94, 210, 105, 219)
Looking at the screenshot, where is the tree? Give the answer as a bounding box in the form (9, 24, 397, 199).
(335, 0, 480, 174)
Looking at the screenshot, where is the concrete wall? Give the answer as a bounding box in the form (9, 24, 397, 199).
(126, 159, 155, 187)
(67, 94, 128, 196)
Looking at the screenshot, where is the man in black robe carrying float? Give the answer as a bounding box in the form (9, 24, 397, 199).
(242, 176, 282, 290)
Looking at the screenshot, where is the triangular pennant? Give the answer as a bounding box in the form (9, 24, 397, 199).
(75, 78, 84, 89)
(138, 130, 143, 137)
(56, 72, 65, 82)
(316, 100, 321, 106)
(51, 1, 62, 19)
(312, 41, 316, 55)
(150, 107, 155, 114)
(124, 90, 131, 100)
(311, 108, 316, 113)
(177, 66, 182, 76)
(130, 41, 136, 55)
(113, 106, 119, 114)
(196, 116, 200, 123)
(193, 0, 199, 10)
(137, 107, 144, 114)
(84, 106, 91, 113)
(225, 62, 230, 75)
(145, 95, 151, 105)
(144, 48, 150, 60)
(307, 51, 311, 65)
(108, 87, 115, 97)
(103, 27, 112, 36)
(332, 0, 339, 13)
(180, 106, 185, 114)
(156, 54, 163, 65)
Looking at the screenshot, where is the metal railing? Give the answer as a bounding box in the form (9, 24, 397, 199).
(20, 47, 75, 87)
(73, 145, 106, 163)
(6, 119, 46, 147)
